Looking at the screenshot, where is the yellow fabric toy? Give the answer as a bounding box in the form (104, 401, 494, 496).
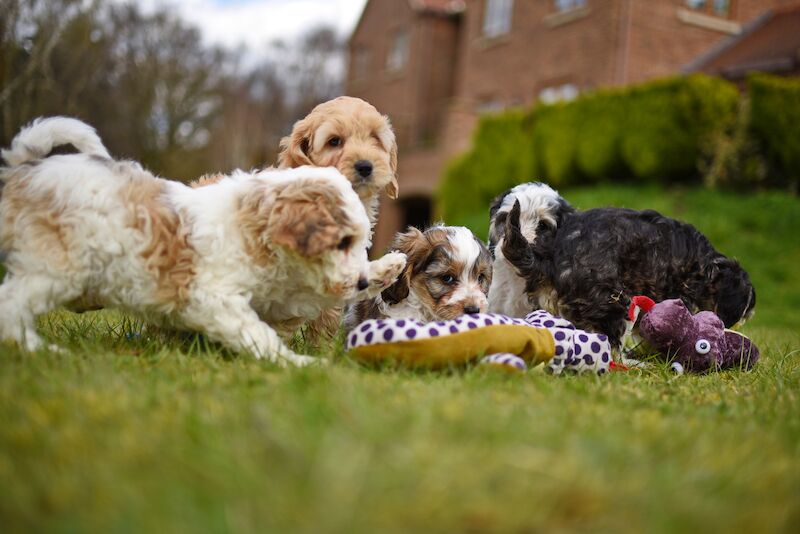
(350, 323, 555, 368)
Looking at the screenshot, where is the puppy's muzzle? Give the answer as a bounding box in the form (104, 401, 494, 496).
(354, 160, 373, 181)
(357, 277, 369, 291)
(464, 305, 480, 315)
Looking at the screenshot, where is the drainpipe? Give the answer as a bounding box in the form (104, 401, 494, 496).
(616, 0, 633, 85)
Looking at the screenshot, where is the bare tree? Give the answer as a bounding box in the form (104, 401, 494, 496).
(0, 0, 345, 179)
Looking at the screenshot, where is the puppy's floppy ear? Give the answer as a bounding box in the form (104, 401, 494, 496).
(555, 197, 576, 223)
(502, 200, 534, 267)
(488, 189, 513, 255)
(381, 226, 426, 304)
(383, 117, 399, 199)
(277, 116, 314, 168)
(268, 185, 343, 257)
(709, 256, 754, 327)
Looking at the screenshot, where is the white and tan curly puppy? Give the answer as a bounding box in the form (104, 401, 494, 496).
(0, 117, 405, 365)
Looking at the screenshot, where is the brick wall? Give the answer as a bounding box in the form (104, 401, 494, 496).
(622, 0, 795, 84)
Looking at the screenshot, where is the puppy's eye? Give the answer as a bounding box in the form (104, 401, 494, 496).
(478, 274, 487, 285)
(440, 274, 456, 285)
(536, 220, 548, 233)
(337, 236, 353, 250)
(328, 137, 342, 148)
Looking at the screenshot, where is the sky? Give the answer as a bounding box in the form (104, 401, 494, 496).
(142, 0, 369, 51)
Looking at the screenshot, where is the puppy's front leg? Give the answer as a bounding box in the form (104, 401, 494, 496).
(357, 252, 407, 299)
(181, 294, 318, 366)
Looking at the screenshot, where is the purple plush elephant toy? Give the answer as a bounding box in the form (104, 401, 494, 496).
(630, 296, 759, 373)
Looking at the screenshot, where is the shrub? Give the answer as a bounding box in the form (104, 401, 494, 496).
(748, 74, 800, 191)
(573, 93, 627, 181)
(531, 102, 580, 186)
(703, 97, 768, 189)
(438, 74, 740, 224)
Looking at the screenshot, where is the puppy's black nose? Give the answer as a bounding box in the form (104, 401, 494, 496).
(354, 160, 373, 178)
(357, 278, 369, 291)
(464, 305, 480, 315)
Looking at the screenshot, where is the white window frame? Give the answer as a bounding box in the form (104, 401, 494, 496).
(386, 30, 409, 72)
(686, 0, 732, 17)
(555, 0, 587, 12)
(539, 84, 579, 105)
(482, 0, 514, 38)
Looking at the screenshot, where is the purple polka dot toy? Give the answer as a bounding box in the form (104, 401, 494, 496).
(480, 353, 527, 372)
(347, 311, 612, 375)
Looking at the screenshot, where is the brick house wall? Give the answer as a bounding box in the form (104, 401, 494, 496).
(346, 0, 798, 252)
(620, 0, 799, 83)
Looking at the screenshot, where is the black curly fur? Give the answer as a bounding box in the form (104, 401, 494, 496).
(497, 194, 756, 347)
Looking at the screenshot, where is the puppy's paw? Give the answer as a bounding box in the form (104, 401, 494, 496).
(367, 252, 407, 295)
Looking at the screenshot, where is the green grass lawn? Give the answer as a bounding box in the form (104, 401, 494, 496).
(1, 185, 799, 533)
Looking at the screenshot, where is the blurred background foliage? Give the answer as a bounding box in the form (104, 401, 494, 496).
(0, 0, 344, 180)
(439, 74, 800, 224)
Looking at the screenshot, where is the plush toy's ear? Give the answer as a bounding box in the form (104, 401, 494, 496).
(638, 298, 696, 351)
(277, 116, 314, 168)
(380, 227, 426, 304)
(722, 330, 760, 370)
(693, 310, 725, 333)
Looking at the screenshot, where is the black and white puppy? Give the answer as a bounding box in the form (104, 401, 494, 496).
(487, 182, 756, 346)
(346, 225, 493, 329)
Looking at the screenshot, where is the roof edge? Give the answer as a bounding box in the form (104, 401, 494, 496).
(683, 8, 776, 73)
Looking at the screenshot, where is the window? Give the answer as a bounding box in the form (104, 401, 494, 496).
(476, 98, 505, 114)
(555, 0, 587, 12)
(713, 0, 730, 15)
(483, 0, 514, 38)
(539, 84, 579, 104)
(685, 0, 731, 16)
(386, 30, 409, 72)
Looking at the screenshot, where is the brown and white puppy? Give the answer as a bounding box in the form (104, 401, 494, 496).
(0, 117, 406, 365)
(346, 225, 493, 328)
(277, 96, 398, 226)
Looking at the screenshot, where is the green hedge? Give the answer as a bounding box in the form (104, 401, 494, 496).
(749, 74, 800, 191)
(438, 75, 741, 223)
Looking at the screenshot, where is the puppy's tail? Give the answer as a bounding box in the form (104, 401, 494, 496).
(1, 116, 111, 169)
